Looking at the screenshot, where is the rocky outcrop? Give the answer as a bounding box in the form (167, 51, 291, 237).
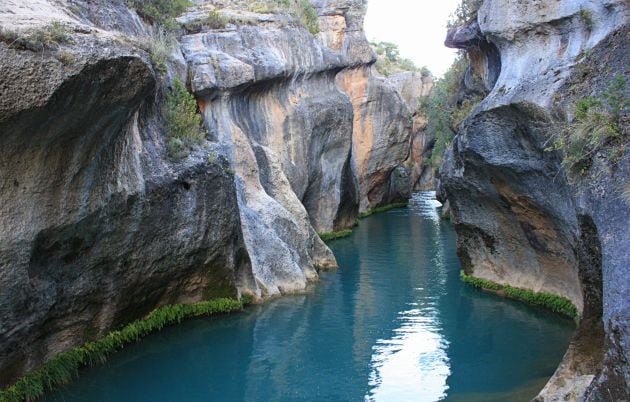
(0, 0, 416, 386)
(0, 25, 252, 386)
(336, 66, 413, 210)
(386, 72, 435, 191)
(440, 1, 629, 400)
(315, 0, 416, 210)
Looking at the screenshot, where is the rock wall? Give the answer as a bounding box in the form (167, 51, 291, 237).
(440, 0, 629, 400)
(0, 0, 417, 386)
(316, 0, 423, 210)
(0, 32, 252, 385)
(386, 71, 435, 191)
(336, 66, 413, 210)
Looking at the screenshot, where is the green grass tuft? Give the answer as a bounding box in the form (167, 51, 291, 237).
(1, 20, 71, 52)
(358, 202, 408, 219)
(0, 298, 244, 402)
(318, 229, 353, 242)
(249, 0, 319, 35)
(459, 270, 502, 290)
(460, 271, 580, 321)
(181, 10, 237, 32)
(136, 29, 175, 73)
(240, 293, 255, 306)
(547, 75, 628, 175)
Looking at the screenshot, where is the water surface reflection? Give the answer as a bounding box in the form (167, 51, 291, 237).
(45, 192, 574, 402)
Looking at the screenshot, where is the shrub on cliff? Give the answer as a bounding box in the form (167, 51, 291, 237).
(419, 54, 478, 170)
(164, 78, 206, 159)
(447, 0, 483, 28)
(548, 75, 628, 174)
(370, 41, 421, 77)
(249, 0, 319, 35)
(124, 0, 192, 29)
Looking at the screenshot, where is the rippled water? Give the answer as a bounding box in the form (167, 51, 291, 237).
(45, 192, 575, 402)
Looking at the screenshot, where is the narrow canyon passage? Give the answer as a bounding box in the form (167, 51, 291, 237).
(44, 193, 574, 402)
(1, 0, 627, 400)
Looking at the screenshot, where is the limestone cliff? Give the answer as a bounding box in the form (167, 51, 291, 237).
(387, 71, 435, 191)
(0, 0, 416, 386)
(440, 0, 629, 400)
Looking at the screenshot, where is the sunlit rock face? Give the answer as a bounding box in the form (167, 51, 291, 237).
(318, 0, 420, 211)
(440, 0, 629, 400)
(336, 66, 413, 211)
(181, 24, 349, 295)
(0, 0, 418, 385)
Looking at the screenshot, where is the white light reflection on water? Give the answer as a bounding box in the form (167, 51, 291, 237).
(365, 192, 450, 402)
(412, 191, 443, 223)
(365, 305, 450, 401)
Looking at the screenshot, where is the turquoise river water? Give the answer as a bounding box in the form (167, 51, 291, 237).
(46, 192, 575, 402)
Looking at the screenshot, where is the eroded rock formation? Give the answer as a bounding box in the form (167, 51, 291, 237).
(0, 0, 418, 386)
(440, 1, 629, 400)
(387, 71, 435, 191)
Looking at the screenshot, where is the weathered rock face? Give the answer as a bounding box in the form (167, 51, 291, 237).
(0, 30, 252, 386)
(316, 0, 421, 211)
(440, 1, 629, 400)
(336, 66, 414, 210)
(386, 72, 435, 191)
(181, 23, 351, 296)
(0, 0, 417, 386)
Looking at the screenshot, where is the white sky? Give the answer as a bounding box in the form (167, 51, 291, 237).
(364, 0, 461, 77)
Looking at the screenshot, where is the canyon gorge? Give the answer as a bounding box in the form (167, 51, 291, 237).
(0, 0, 627, 401)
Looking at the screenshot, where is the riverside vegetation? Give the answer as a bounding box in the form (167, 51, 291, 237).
(318, 202, 409, 242)
(0, 297, 251, 402)
(460, 271, 580, 321)
(358, 201, 409, 219)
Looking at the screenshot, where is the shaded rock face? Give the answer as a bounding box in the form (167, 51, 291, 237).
(0, 0, 417, 385)
(0, 42, 252, 385)
(440, 1, 629, 400)
(386, 72, 435, 191)
(445, 20, 500, 95)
